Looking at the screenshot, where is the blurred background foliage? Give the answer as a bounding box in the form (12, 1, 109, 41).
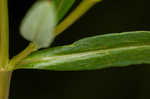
(9, 0, 150, 99)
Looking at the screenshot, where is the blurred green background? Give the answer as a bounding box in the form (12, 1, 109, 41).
(8, 0, 150, 99)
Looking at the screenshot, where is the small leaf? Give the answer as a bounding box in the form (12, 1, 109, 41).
(15, 31, 150, 71)
(20, 0, 56, 48)
(54, 0, 75, 23)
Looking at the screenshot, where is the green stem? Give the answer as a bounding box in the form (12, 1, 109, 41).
(8, 43, 37, 70)
(0, 0, 9, 68)
(0, 71, 12, 99)
(55, 0, 102, 36)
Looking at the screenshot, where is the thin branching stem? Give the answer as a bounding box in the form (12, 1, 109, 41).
(8, 43, 37, 70)
(55, 0, 102, 36)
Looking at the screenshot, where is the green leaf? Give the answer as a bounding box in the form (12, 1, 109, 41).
(15, 31, 150, 71)
(20, 0, 56, 48)
(54, 0, 75, 23)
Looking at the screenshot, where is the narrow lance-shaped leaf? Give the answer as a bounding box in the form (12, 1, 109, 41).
(20, 0, 56, 48)
(15, 31, 150, 71)
(54, 0, 75, 23)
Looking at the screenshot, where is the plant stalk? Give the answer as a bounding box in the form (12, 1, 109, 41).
(8, 43, 37, 70)
(0, 0, 9, 68)
(55, 0, 102, 36)
(0, 71, 12, 99)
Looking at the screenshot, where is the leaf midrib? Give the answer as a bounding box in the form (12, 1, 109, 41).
(18, 44, 150, 65)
